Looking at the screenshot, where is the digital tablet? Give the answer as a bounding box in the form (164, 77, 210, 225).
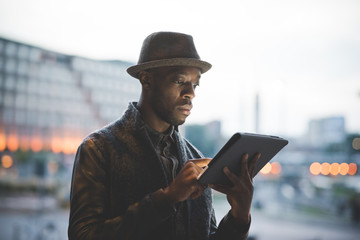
(197, 132, 288, 186)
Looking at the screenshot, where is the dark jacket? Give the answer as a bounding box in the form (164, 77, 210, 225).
(68, 102, 249, 240)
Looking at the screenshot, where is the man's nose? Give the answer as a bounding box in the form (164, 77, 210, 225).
(182, 82, 196, 99)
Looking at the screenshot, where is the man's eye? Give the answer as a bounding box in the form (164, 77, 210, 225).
(175, 80, 185, 85)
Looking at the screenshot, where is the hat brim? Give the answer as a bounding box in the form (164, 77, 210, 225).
(127, 58, 212, 79)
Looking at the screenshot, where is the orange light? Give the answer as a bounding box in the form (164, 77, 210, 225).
(330, 163, 340, 176)
(7, 134, 19, 152)
(1, 155, 13, 168)
(51, 137, 63, 153)
(260, 162, 272, 174)
(19, 136, 30, 151)
(339, 163, 349, 176)
(63, 137, 74, 155)
(0, 132, 6, 151)
(270, 162, 282, 175)
(348, 163, 357, 176)
(310, 162, 321, 175)
(30, 136, 43, 152)
(42, 138, 52, 152)
(320, 162, 330, 175)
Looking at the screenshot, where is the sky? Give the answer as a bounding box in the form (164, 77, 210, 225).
(1, 0, 360, 138)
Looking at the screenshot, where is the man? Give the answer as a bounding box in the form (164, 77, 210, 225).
(68, 32, 260, 240)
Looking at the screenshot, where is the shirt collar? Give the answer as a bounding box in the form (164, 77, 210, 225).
(130, 102, 175, 147)
(145, 124, 175, 148)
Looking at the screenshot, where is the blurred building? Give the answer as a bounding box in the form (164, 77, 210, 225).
(307, 116, 346, 148)
(0, 36, 140, 156)
(184, 120, 225, 157)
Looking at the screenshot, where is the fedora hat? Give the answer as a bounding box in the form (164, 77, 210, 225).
(127, 32, 212, 79)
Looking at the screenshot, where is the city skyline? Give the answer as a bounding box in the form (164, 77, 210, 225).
(1, 0, 359, 138)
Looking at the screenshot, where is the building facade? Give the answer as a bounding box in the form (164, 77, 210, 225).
(0, 37, 140, 156)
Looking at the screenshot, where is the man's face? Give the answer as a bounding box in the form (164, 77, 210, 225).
(148, 66, 201, 127)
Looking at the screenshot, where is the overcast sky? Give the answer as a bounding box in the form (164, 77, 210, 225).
(1, 0, 360, 138)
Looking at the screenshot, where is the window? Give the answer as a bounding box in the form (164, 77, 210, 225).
(5, 42, 17, 57)
(18, 45, 29, 60)
(29, 48, 41, 62)
(5, 75, 16, 91)
(15, 93, 27, 109)
(5, 58, 17, 73)
(0, 40, 4, 53)
(3, 107, 14, 124)
(0, 75, 3, 88)
(15, 109, 26, 125)
(4, 92, 15, 107)
(17, 61, 29, 76)
(17, 77, 27, 93)
(0, 56, 4, 70)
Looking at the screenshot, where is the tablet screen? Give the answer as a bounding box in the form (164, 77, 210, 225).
(197, 132, 288, 185)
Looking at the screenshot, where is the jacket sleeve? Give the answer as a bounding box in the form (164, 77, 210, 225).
(68, 139, 175, 240)
(210, 209, 250, 240)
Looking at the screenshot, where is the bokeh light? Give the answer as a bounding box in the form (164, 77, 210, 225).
(330, 163, 340, 176)
(1, 155, 13, 169)
(270, 162, 282, 175)
(30, 136, 43, 152)
(352, 138, 360, 150)
(260, 162, 272, 174)
(310, 162, 321, 175)
(7, 134, 19, 152)
(339, 163, 349, 176)
(320, 162, 330, 175)
(309, 162, 358, 176)
(348, 163, 358, 176)
(0, 132, 6, 151)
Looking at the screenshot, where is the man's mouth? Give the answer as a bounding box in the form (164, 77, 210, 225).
(178, 105, 192, 116)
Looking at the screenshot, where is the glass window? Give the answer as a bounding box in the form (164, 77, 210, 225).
(15, 109, 26, 125)
(29, 48, 41, 62)
(18, 45, 29, 59)
(0, 75, 3, 88)
(17, 77, 27, 93)
(4, 92, 15, 107)
(5, 42, 17, 57)
(17, 61, 29, 76)
(27, 95, 38, 110)
(5, 75, 16, 90)
(3, 107, 14, 124)
(38, 112, 48, 127)
(27, 111, 37, 126)
(39, 64, 50, 80)
(38, 80, 48, 95)
(0, 39, 4, 53)
(27, 78, 38, 94)
(5, 58, 17, 73)
(0, 56, 4, 70)
(15, 93, 27, 109)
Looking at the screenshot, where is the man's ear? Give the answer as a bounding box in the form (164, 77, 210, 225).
(138, 71, 152, 87)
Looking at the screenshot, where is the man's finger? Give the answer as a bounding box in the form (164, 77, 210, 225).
(248, 153, 261, 178)
(223, 166, 240, 186)
(240, 153, 250, 179)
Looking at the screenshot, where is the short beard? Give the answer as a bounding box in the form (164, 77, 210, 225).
(157, 108, 186, 127)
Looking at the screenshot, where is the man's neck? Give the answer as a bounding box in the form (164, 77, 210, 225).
(136, 100, 171, 133)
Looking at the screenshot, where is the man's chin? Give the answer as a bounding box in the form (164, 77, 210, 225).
(167, 117, 186, 126)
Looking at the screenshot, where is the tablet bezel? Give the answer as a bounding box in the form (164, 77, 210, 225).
(197, 132, 288, 185)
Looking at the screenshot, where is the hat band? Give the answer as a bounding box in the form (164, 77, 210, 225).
(127, 58, 212, 79)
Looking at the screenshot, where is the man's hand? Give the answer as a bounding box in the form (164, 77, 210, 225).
(163, 161, 206, 204)
(209, 153, 261, 225)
